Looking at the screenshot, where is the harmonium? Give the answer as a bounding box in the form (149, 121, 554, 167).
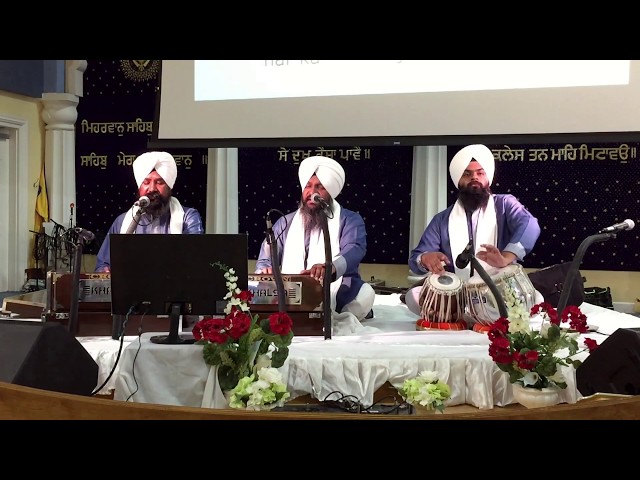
(247, 274, 325, 336)
(1, 272, 170, 337)
(2, 272, 326, 338)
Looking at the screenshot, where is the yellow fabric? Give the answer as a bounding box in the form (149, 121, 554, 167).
(34, 162, 49, 233)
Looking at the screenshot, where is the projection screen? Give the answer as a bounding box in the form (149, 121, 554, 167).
(150, 60, 640, 148)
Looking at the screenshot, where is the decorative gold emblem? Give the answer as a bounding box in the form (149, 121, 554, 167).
(120, 60, 160, 82)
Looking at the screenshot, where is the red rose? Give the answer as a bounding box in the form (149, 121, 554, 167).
(269, 311, 293, 335)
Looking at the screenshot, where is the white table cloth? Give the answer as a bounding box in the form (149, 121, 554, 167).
(109, 294, 634, 410)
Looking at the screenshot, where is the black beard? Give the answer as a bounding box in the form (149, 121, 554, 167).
(458, 184, 491, 212)
(299, 199, 326, 233)
(145, 192, 171, 217)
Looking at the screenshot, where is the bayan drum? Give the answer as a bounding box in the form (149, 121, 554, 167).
(463, 263, 537, 331)
(416, 272, 467, 331)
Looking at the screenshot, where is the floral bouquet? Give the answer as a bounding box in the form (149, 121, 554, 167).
(397, 370, 452, 412)
(192, 262, 294, 408)
(487, 284, 599, 390)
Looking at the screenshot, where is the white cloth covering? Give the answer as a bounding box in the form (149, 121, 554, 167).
(104, 296, 640, 410)
(449, 197, 497, 281)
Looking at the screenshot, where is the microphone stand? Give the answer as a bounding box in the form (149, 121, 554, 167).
(468, 254, 509, 320)
(266, 215, 286, 314)
(112, 204, 145, 338)
(68, 233, 89, 336)
(125, 206, 145, 234)
(557, 232, 617, 314)
(320, 212, 332, 340)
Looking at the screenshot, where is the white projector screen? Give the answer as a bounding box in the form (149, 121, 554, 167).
(150, 60, 640, 148)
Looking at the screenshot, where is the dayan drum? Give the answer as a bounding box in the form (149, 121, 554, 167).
(416, 271, 467, 331)
(463, 263, 537, 331)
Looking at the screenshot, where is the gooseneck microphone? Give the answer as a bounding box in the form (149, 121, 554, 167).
(455, 241, 473, 269)
(311, 193, 329, 208)
(134, 195, 150, 208)
(599, 219, 635, 234)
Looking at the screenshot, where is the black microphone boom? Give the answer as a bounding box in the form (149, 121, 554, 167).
(599, 219, 635, 233)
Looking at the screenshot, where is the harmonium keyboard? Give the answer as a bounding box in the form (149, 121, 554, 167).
(247, 274, 325, 336)
(2, 272, 326, 337)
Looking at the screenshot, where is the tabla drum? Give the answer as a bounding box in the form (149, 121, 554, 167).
(463, 263, 537, 332)
(415, 271, 467, 331)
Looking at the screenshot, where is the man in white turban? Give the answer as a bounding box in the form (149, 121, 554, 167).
(95, 151, 204, 273)
(255, 155, 375, 322)
(404, 144, 541, 317)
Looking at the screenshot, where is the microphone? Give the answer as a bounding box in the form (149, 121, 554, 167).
(311, 193, 330, 208)
(74, 227, 95, 242)
(599, 219, 635, 233)
(455, 241, 473, 269)
(134, 195, 150, 208)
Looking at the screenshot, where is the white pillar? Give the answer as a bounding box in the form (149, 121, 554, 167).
(206, 148, 239, 233)
(41, 92, 79, 227)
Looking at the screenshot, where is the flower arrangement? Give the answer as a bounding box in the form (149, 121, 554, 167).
(397, 370, 452, 412)
(192, 262, 294, 409)
(487, 285, 599, 390)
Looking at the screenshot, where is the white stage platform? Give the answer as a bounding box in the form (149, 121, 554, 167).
(71, 294, 640, 410)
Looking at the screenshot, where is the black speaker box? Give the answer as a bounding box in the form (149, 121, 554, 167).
(0, 320, 99, 395)
(576, 327, 640, 396)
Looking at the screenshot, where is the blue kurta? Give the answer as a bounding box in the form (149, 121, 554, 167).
(409, 194, 540, 274)
(95, 206, 204, 272)
(255, 208, 368, 313)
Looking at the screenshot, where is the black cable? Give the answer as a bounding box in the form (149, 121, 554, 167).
(90, 306, 134, 396)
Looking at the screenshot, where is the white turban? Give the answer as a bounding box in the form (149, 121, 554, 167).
(449, 144, 495, 188)
(298, 155, 345, 199)
(133, 151, 178, 189)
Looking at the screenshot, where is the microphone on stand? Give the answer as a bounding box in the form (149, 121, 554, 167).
(311, 193, 334, 218)
(125, 196, 149, 235)
(134, 195, 150, 209)
(599, 219, 635, 234)
(455, 241, 473, 269)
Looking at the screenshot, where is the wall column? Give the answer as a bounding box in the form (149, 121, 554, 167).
(40, 93, 79, 227)
(205, 148, 239, 233)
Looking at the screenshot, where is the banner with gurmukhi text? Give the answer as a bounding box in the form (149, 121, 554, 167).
(448, 142, 640, 271)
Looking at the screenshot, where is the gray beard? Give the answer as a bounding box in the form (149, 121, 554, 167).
(299, 201, 325, 233)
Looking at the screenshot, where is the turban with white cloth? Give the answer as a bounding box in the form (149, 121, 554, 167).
(298, 155, 345, 198)
(449, 144, 495, 188)
(133, 151, 178, 189)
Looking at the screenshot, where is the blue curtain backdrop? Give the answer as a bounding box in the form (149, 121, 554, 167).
(75, 60, 639, 271)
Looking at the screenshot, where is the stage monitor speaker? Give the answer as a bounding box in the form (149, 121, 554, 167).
(0, 320, 99, 396)
(576, 327, 640, 396)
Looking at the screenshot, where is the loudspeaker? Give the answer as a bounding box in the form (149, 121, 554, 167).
(0, 320, 99, 395)
(576, 328, 640, 396)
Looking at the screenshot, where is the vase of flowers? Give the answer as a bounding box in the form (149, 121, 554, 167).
(397, 370, 452, 414)
(487, 284, 600, 408)
(192, 262, 294, 410)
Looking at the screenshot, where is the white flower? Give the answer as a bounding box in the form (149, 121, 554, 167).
(522, 371, 540, 387)
(416, 370, 439, 383)
(547, 370, 566, 385)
